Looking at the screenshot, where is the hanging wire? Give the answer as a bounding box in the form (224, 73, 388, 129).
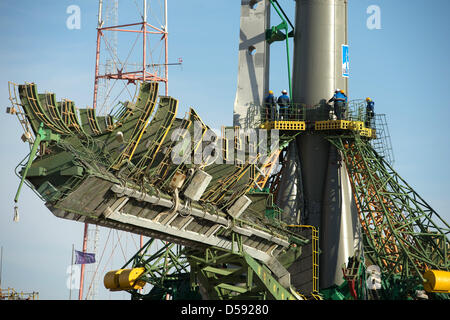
(149, 0, 164, 29)
(84, 227, 112, 299)
(97, 78, 119, 115)
(133, 0, 143, 20)
(115, 229, 129, 262)
(120, 32, 142, 73)
(101, 34, 123, 77)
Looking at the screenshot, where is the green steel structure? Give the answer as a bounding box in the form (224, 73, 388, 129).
(266, 0, 294, 98)
(326, 134, 450, 299)
(8, 81, 314, 300)
(120, 239, 200, 300)
(121, 232, 314, 300)
(7, 79, 450, 300)
(7, 0, 450, 302)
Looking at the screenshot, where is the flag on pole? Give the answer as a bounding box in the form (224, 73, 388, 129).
(74, 250, 96, 264)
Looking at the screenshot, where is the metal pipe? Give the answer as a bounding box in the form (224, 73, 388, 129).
(69, 244, 74, 300)
(0, 246, 3, 290)
(97, 0, 103, 27)
(164, 0, 169, 95)
(165, 0, 168, 32)
(92, 29, 102, 109)
(269, 0, 292, 98)
(93, 0, 103, 109)
(14, 124, 43, 205)
(143, 0, 147, 23)
(143, 0, 147, 81)
(78, 223, 89, 300)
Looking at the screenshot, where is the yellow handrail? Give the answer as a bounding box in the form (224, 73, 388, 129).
(287, 224, 319, 294)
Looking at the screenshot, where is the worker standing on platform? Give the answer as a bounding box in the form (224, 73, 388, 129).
(340, 90, 348, 119)
(365, 97, 375, 127)
(277, 89, 290, 120)
(264, 90, 277, 121)
(328, 89, 346, 120)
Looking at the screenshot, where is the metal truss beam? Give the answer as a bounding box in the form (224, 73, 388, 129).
(327, 134, 450, 283)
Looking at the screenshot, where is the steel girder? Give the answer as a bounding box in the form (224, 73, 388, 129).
(327, 134, 450, 284)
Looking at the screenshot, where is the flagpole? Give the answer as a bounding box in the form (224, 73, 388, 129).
(0, 246, 3, 290)
(139, 235, 143, 294)
(69, 244, 74, 300)
(79, 223, 89, 300)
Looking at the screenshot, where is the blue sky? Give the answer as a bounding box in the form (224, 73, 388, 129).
(0, 0, 449, 299)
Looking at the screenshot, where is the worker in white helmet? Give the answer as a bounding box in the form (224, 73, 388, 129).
(328, 89, 347, 120)
(277, 89, 290, 120)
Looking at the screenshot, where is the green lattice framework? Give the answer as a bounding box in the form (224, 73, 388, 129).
(186, 237, 302, 301)
(122, 236, 307, 300)
(121, 238, 201, 300)
(10, 78, 450, 300)
(327, 134, 450, 283)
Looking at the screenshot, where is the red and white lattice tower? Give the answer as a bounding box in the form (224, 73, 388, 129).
(78, 0, 169, 300)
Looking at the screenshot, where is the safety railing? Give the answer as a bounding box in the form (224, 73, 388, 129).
(287, 224, 320, 297)
(260, 103, 307, 123)
(370, 113, 395, 166)
(8, 82, 36, 144)
(246, 99, 379, 129)
(0, 288, 39, 300)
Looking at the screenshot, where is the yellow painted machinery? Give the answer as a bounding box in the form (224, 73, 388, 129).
(104, 268, 146, 291)
(423, 270, 450, 293)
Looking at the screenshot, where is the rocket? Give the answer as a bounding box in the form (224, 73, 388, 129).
(234, 0, 361, 290)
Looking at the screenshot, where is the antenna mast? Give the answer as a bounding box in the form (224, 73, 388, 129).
(92, 0, 169, 112)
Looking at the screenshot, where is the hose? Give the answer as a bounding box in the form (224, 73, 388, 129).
(155, 188, 179, 223)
